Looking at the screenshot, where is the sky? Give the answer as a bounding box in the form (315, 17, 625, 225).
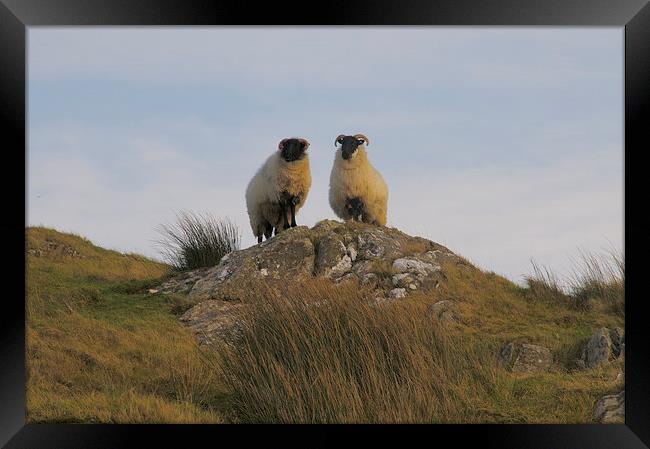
(27, 27, 623, 284)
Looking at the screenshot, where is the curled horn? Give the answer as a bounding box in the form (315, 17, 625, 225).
(354, 134, 370, 146)
(334, 134, 345, 147)
(298, 138, 310, 149)
(278, 138, 289, 150)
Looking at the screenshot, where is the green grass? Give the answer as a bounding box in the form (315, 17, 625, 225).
(26, 227, 225, 423)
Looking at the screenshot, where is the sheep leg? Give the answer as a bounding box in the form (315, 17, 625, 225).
(290, 197, 298, 227)
(264, 222, 273, 240)
(346, 198, 364, 222)
(280, 202, 290, 230)
(258, 235, 263, 244)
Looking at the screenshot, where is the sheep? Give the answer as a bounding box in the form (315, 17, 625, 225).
(245, 137, 312, 243)
(328, 133, 388, 226)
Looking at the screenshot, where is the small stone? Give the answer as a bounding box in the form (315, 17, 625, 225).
(609, 327, 625, 358)
(147, 288, 159, 294)
(361, 273, 379, 286)
(335, 272, 357, 284)
(426, 300, 453, 317)
(347, 246, 357, 262)
(392, 258, 441, 275)
(389, 288, 407, 299)
(499, 342, 552, 373)
(594, 391, 624, 423)
(392, 273, 412, 287)
(582, 328, 614, 369)
(439, 310, 457, 325)
(260, 268, 269, 276)
(408, 283, 417, 290)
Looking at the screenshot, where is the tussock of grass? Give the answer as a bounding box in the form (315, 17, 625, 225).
(156, 211, 240, 271)
(569, 249, 624, 315)
(218, 279, 501, 423)
(524, 249, 624, 315)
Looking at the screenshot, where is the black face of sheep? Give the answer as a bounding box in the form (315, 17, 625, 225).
(335, 134, 370, 160)
(279, 138, 309, 162)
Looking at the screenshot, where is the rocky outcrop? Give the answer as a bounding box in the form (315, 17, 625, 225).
(498, 342, 553, 373)
(181, 220, 464, 303)
(167, 220, 469, 345)
(578, 327, 625, 370)
(594, 391, 624, 423)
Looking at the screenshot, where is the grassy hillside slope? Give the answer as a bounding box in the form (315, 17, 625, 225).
(26, 227, 623, 423)
(26, 227, 224, 423)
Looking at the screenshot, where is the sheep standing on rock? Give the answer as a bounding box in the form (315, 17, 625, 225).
(246, 138, 312, 243)
(329, 134, 388, 226)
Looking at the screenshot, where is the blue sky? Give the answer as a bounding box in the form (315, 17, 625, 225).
(27, 27, 623, 283)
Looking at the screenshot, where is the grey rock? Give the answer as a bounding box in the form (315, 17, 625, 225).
(315, 234, 350, 278)
(356, 233, 386, 260)
(361, 272, 379, 286)
(426, 300, 454, 319)
(179, 300, 248, 346)
(499, 342, 553, 373)
(347, 245, 358, 262)
(392, 257, 441, 276)
(580, 327, 625, 369)
(594, 391, 624, 424)
(392, 273, 415, 288)
(158, 267, 215, 294)
(389, 288, 407, 299)
(189, 226, 315, 302)
(610, 327, 625, 358)
(181, 221, 465, 304)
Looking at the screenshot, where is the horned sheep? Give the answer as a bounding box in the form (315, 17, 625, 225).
(328, 134, 388, 226)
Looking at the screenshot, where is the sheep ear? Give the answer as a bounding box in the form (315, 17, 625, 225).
(278, 138, 288, 150)
(299, 138, 310, 150)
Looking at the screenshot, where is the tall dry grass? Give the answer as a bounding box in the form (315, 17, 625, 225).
(217, 280, 501, 423)
(568, 249, 624, 314)
(524, 248, 624, 315)
(156, 211, 240, 271)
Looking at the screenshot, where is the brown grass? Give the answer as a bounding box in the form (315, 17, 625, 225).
(215, 272, 623, 423)
(217, 279, 502, 423)
(26, 227, 225, 423)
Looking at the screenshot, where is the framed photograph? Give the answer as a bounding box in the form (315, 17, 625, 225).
(2, 0, 649, 447)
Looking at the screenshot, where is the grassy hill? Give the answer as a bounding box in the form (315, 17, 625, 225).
(26, 226, 624, 423)
(26, 227, 225, 423)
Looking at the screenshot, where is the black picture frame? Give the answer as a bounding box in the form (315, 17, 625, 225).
(2, 0, 649, 447)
